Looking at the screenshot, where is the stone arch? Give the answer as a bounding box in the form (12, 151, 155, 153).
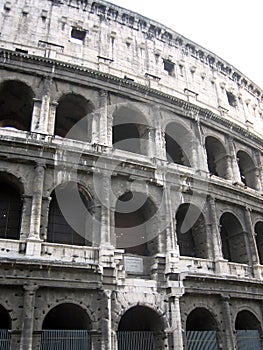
(219, 212, 248, 263)
(112, 105, 150, 155)
(175, 203, 208, 258)
(117, 305, 166, 350)
(255, 221, 263, 265)
(205, 135, 228, 178)
(0, 172, 23, 240)
(41, 302, 92, 349)
(235, 310, 262, 349)
(186, 307, 220, 349)
(0, 80, 34, 131)
(114, 191, 158, 256)
(54, 93, 94, 141)
(165, 121, 192, 166)
(237, 150, 258, 189)
(47, 182, 93, 246)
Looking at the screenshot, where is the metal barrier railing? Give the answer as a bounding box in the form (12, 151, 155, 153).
(117, 331, 155, 350)
(40, 330, 91, 350)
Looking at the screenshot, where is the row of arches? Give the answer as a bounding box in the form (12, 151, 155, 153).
(0, 80, 260, 190)
(1, 175, 263, 264)
(0, 302, 261, 349)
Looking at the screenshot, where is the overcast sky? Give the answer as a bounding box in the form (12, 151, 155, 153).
(108, 0, 263, 89)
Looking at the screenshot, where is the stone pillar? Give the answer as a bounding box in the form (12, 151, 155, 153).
(153, 107, 166, 161)
(19, 283, 38, 350)
(221, 296, 236, 350)
(26, 163, 45, 256)
(19, 195, 32, 240)
(169, 295, 184, 349)
(224, 154, 234, 181)
(101, 290, 112, 350)
(244, 207, 259, 266)
(228, 138, 242, 185)
(40, 196, 52, 241)
(47, 101, 58, 135)
(31, 98, 42, 132)
(97, 90, 109, 146)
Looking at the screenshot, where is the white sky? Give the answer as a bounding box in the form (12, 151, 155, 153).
(107, 0, 263, 89)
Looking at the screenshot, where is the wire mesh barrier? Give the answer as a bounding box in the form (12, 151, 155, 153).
(40, 330, 91, 350)
(236, 330, 262, 350)
(117, 331, 155, 350)
(186, 331, 219, 350)
(0, 329, 10, 350)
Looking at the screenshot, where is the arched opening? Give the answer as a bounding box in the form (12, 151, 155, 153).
(55, 93, 94, 141)
(47, 182, 93, 246)
(0, 173, 22, 240)
(186, 308, 219, 349)
(115, 191, 158, 256)
(117, 305, 165, 350)
(176, 204, 208, 258)
(165, 122, 191, 166)
(112, 106, 149, 155)
(0, 80, 34, 131)
(235, 310, 262, 350)
(205, 136, 228, 178)
(0, 305, 11, 347)
(255, 222, 263, 265)
(41, 303, 91, 349)
(237, 150, 257, 189)
(219, 212, 248, 264)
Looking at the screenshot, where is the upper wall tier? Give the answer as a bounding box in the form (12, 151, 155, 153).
(1, 0, 263, 136)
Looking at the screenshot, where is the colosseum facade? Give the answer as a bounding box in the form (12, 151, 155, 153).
(0, 0, 263, 349)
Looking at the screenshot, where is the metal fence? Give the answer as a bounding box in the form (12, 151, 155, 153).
(186, 331, 219, 350)
(40, 330, 91, 350)
(0, 329, 10, 350)
(236, 330, 262, 350)
(117, 331, 155, 350)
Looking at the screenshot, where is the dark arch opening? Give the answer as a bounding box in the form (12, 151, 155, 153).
(41, 303, 92, 349)
(117, 306, 165, 350)
(186, 308, 219, 350)
(0, 80, 34, 131)
(112, 107, 149, 155)
(47, 182, 93, 246)
(255, 222, 263, 265)
(235, 311, 262, 350)
(237, 150, 257, 189)
(0, 174, 22, 240)
(55, 93, 94, 141)
(176, 204, 207, 258)
(165, 122, 191, 166)
(43, 303, 91, 330)
(205, 136, 228, 178)
(219, 212, 248, 264)
(115, 191, 158, 256)
(0, 305, 11, 329)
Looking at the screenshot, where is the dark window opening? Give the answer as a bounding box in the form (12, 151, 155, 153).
(220, 212, 248, 264)
(115, 192, 157, 256)
(235, 311, 262, 350)
(163, 59, 175, 76)
(71, 28, 86, 41)
(113, 123, 141, 154)
(205, 136, 228, 179)
(176, 204, 207, 258)
(226, 91, 237, 107)
(237, 150, 257, 189)
(47, 183, 93, 246)
(255, 222, 263, 265)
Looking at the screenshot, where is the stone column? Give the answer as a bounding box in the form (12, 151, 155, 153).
(19, 283, 38, 350)
(97, 90, 109, 146)
(19, 195, 32, 240)
(169, 295, 184, 349)
(244, 207, 259, 266)
(26, 163, 45, 256)
(153, 107, 166, 161)
(47, 101, 58, 135)
(221, 296, 236, 350)
(101, 290, 112, 350)
(40, 196, 52, 241)
(224, 154, 234, 181)
(31, 98, 41, 132)
(228, 138, 242, 185)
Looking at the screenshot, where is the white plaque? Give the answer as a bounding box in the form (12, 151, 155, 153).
(124, 256, 143, 273)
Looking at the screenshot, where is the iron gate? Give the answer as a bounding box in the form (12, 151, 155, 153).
(0, 329, 10, 350)
(236, 330, 262, 350)
(186, 331, 219, 350)
(40, 330, 91, 350)
(117, 331, 155, 350)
